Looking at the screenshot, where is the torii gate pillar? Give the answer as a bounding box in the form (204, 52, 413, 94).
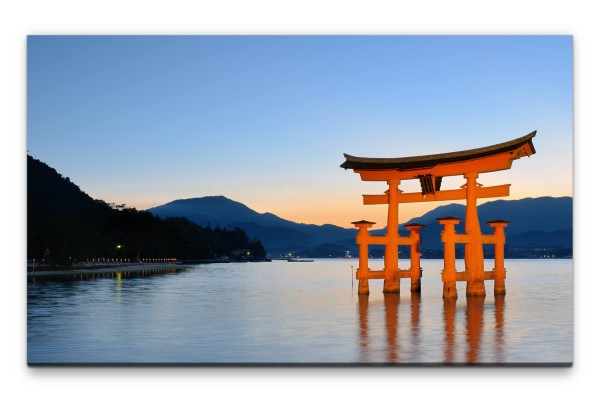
(464, 172, 485, 297)
(383, 179, 401, 293)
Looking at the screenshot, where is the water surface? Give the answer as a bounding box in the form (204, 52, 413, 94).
(27, 259, 572, 365)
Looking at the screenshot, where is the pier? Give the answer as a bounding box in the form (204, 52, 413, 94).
(27, 263, 194, 281)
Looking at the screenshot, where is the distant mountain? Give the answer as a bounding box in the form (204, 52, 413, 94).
(508, 228, 572, 247)
(146, 196, 288, 228)
(399, 196, 573, 251)
(148, 197, 359, 256)
(403, 196, 572, 234)
(147, 195, 572, 258)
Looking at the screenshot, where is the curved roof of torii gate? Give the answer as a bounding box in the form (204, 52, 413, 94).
(340, 130, 537, 172)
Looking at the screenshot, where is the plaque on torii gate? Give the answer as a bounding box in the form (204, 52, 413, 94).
(341, 131, 536, 297)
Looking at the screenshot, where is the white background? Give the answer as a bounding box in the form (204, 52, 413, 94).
(1, 1, 596, 400)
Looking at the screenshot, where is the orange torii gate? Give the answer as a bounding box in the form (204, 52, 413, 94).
(341, 131, 536, 298)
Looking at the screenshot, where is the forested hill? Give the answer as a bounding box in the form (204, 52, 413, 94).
(27, 156, 266, 266)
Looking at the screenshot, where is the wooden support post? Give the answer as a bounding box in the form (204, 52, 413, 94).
(464, 172, 486, 297)
(404, 223, 425, 293)
(384, 179, 401, 293)
(487, 220, 509, 295)
(437, 217, 461, 299)
(352, 220, 376, 295)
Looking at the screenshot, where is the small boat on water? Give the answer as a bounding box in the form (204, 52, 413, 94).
(288, 258, 314, 262)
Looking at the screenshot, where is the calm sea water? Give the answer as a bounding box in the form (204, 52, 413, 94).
(27, 259, 572, 365)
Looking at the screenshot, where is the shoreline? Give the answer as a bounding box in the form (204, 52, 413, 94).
(27, 258, 274, 280)
(27, 263, 193, 279)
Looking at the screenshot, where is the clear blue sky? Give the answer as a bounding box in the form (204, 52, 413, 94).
(27, 35, 572, 227)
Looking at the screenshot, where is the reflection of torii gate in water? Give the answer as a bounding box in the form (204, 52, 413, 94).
(341, 131, 536, 298)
